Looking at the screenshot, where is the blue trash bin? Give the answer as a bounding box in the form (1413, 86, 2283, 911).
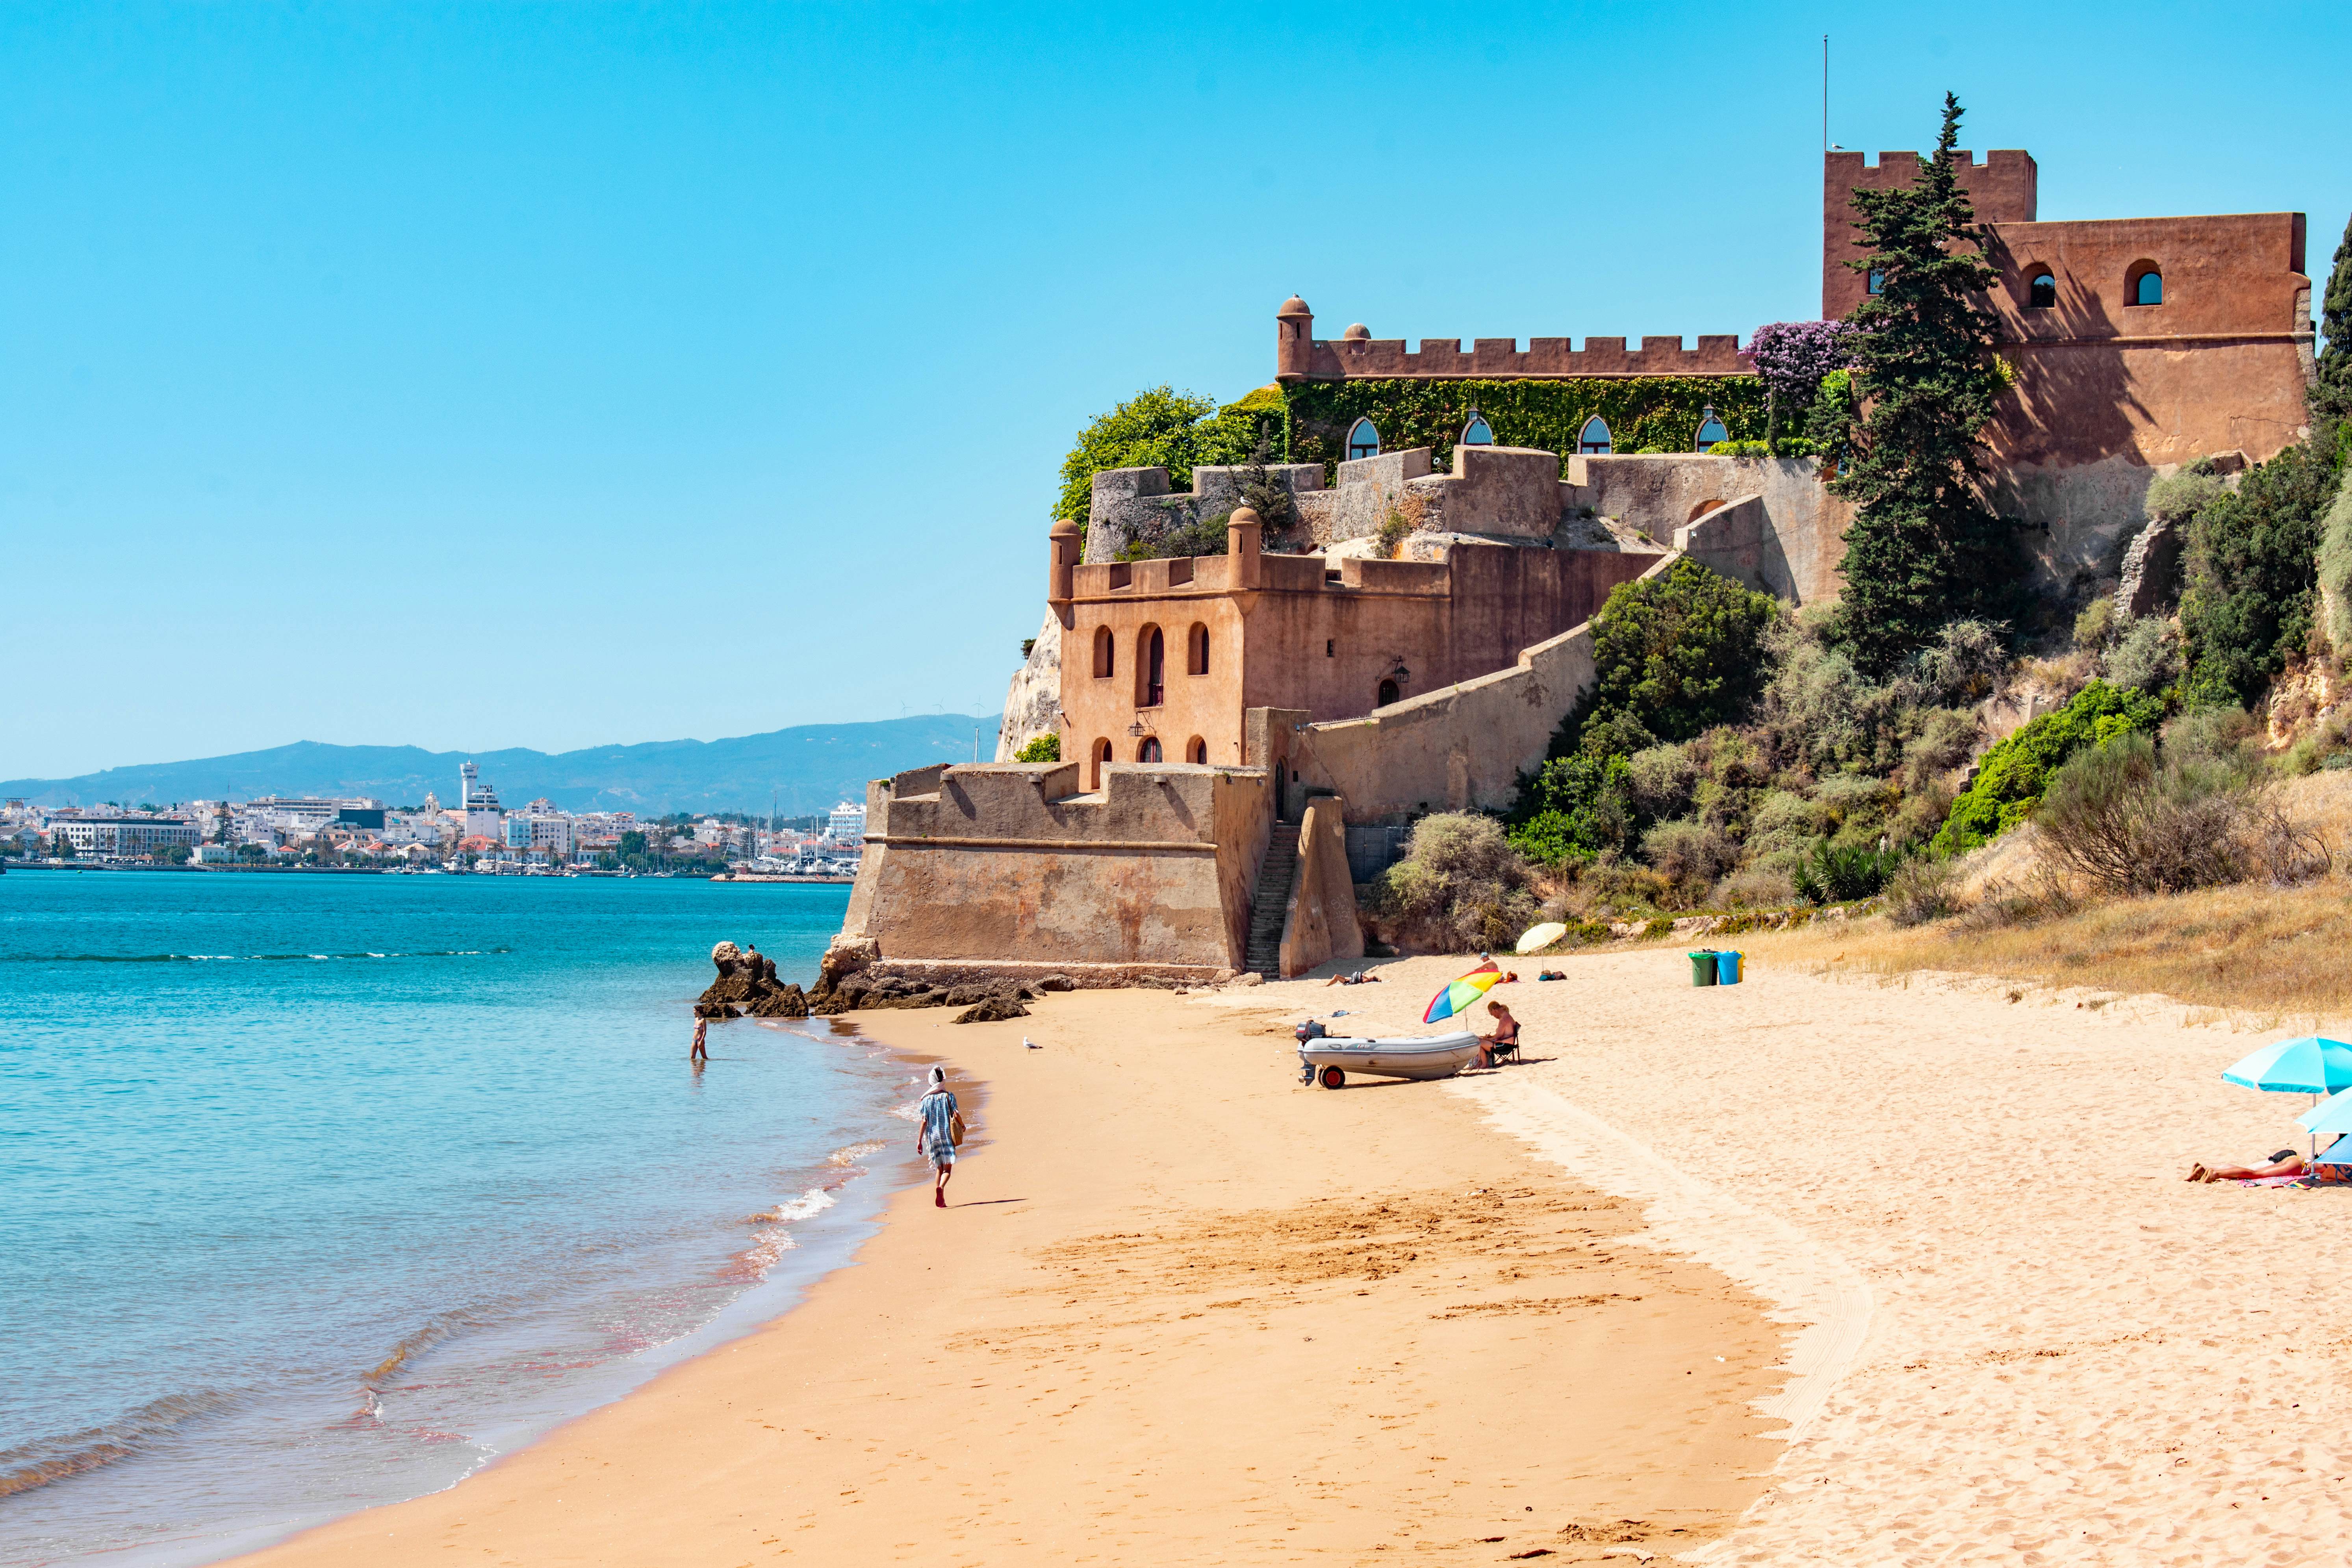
(1716, 950, 1744, 985)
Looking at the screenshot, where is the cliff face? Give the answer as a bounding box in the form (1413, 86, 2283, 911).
(993, 612, 1063, 760)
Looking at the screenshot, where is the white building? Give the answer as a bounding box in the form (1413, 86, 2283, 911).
(50, 815, 202, 856)
(827, 801, 866, 845)
(459, 762, 505, 842)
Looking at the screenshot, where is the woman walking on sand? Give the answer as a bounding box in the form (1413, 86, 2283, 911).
(915, 1065, 964, 1208)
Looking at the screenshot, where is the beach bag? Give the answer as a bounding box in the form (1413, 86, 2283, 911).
(949, 1108, 966, 1148)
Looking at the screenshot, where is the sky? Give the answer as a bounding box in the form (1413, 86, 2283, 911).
(3, 0, 2346, 780)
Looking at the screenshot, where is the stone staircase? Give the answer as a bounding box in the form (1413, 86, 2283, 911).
(1245, 822, 1302, 979)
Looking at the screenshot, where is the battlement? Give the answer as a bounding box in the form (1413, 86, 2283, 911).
(1823, 147, 2038, 219)
(1824, 147, 2038, 317)
(1278, 321, 1745, 382)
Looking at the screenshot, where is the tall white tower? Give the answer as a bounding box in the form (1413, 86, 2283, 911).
(460, 761, 504, 841)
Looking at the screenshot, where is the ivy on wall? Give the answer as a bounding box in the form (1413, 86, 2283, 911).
(1281, 377, 1767, 479)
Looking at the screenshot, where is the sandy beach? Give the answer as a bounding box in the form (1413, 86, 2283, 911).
(222, 985, 1785, 1568)
(1270, 947, 2352, 1565)
(215, 941, 2352, 1566)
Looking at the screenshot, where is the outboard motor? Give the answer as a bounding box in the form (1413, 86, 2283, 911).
(1293, 1017, 1328, 1084)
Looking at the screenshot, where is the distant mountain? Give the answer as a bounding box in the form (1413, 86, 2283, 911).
(0, 714, 1005, 817)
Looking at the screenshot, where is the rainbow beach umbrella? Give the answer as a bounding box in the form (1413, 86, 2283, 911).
(1424, 961, 1502, 1025)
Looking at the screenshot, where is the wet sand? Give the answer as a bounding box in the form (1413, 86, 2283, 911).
(220, 986, 1787, 1567)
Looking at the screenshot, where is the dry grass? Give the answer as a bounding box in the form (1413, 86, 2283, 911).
(1734, 772, 2352, 1025)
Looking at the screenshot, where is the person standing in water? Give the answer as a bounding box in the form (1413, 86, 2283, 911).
(915, 1065, 963, 1207)
(690, 1016, 708, 1063)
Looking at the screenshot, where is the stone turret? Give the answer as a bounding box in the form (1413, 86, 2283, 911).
(1048, 517, 1080, 610)
(1275, 296, 1313, 382)
(1227, 504, 1263, 590)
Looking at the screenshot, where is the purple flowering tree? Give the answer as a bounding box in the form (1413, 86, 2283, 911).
(1743, 319, 1860, 407)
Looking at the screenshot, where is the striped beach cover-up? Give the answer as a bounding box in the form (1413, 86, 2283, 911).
(918, 1089, 959, 1165)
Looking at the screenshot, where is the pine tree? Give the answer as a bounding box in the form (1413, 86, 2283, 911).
(1830, 93, 2022, 674)
(2315, 210, 2352, 426)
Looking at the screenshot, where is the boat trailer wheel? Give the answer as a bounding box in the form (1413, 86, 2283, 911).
(1319, 1065, 1346, 1090)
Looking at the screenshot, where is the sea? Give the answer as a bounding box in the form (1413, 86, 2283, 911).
(0, 868, 911, 1568)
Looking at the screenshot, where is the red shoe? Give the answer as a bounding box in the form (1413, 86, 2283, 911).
(935, 1190, 946, 1207)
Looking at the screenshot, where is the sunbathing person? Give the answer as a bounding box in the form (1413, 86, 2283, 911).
(1323, 970, 1383, 987)
(2187, 1143, 2352, 1183)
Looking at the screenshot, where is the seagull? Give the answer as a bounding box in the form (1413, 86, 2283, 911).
(1024, 1036, 1041, 1049)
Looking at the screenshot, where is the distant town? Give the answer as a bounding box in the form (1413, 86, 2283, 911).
(0, 760, 867, 878)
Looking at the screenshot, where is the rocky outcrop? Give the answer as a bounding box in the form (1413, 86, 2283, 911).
(994, 612, 1063, 761)
(803, 936, 1036, 1017)
(695, 939, 809, 1019)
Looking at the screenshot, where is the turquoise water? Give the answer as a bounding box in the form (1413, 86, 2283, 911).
(0, 870, 905, 1567)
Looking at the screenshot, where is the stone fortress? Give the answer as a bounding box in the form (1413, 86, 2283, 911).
(833, 146, 2319, 987)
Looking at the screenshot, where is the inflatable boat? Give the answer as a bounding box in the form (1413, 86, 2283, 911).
(1296, 1030, 1481, 1088)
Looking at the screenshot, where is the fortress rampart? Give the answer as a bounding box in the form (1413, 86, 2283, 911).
(842, 760, 1274, 975)
(1276, 296, 1742, 382)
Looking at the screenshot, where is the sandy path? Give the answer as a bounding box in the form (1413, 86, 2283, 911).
(221, 989, 1785, 1568)
(1281, 949, 2352, 1566)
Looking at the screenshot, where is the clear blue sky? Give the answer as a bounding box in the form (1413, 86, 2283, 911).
(3, 0, 2344, 779)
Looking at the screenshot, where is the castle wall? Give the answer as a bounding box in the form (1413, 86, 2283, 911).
(1284, 572, 1632, 823)
(1277, 794, 1363, 979)
(841, 760, 1271, 972)
(1564, 454, 1851, 605)
(1822, 152, 2313, 571)
(1084, 462, 1324, 564)
(1822, 149, 2039, 319)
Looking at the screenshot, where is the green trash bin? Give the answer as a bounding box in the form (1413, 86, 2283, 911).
(1716, 950, 1744, 985)
(1687, 950, 1718, 987)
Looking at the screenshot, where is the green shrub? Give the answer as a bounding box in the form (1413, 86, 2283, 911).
(1792, 838, 1901, 904)
(1883, 856, 1965, 926)
(1053, 385, 1282, 542)
(2144, 468, 2224, 523)
(1374, 507, 1412, 559)
(1013, 734, 1061, 763)
(1930, 679, 2164, 854)
(2037, 731, 2328, 894)
(1569, 558, 1781, 749)
(1117, 509, 1231, 561)
(1708, 440, 1771, 457)
(1640, 818, 1740, 901)
(2102, 616, 2182, 695)
(2073, 595, 2117, 652)
(1370, 813, 1543, 953)
(2180, 440, 2342, 708)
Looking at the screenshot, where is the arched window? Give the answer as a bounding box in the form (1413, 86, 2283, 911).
(1377, 679, 1400, 708)
(1090, 738, 1112, 790)
(2129, 265, 2163, 306)
(1694, 406, 1728, 450)
(1187, 622, 1209, 676)
(1578, 416, 1612, 455)
(1138, 625, 1164, 707)
(1866, 267, 1885, 295)
(1092, 625, 1113, 679)
(1346, 417, 1380, 460)
(1460, 413, 1494, 446)
(1138, 736, 1162, 763)
(1185, 736, 1208, 765)
(2027, 271, 2056, 310)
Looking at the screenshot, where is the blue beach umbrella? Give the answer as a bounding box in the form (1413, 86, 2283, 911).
(2220, 1037, 2352, 1096)
(2296, 1086, 2352, 1136)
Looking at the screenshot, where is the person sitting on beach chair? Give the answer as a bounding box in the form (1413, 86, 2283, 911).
(1473, 1000, 1520, 1069)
